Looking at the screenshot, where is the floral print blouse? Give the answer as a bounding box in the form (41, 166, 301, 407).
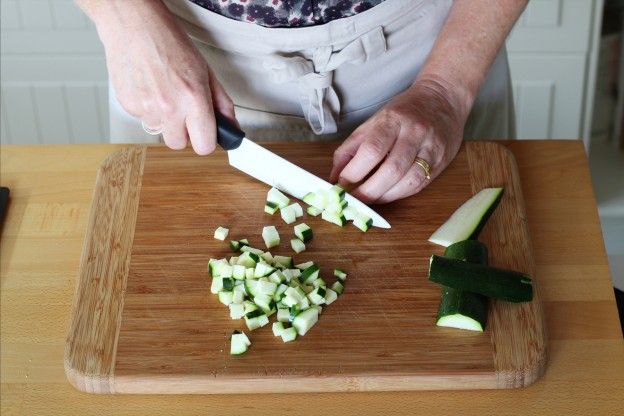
(189, 0, 385, 27)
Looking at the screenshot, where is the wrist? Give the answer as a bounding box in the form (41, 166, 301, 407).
(409, 73, 474, 124)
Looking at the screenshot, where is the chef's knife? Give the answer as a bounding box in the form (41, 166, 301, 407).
(215, 114, 390, 229)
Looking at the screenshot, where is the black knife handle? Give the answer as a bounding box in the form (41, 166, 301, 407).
(216, 113, 245, 150)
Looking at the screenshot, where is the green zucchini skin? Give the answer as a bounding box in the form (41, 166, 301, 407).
(469, 188, 504, 240)
(429, 254, 533, 303)
(442, 240, 489, 265)
(436, 241, 489, 332)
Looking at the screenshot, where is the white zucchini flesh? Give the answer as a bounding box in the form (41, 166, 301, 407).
(290, 238, 306, 253)
(428, 187, 504, 247)
(262, 225, 280, 248)
(280, 205, 297, 224)
(229, 303, 245, 319)
(267, 187, 290, 208)
(213, 226, 229, 241)
(436, 314, 484, 332)
(230, 331, 251, 355)
(272, 322, 285, 337)
(280, 327, 298, 342)
(292, 308, 319, 336)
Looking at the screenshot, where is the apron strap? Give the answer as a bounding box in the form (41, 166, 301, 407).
(262, 27, 387, 135)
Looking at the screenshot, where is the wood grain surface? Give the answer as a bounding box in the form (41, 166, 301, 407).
(1, 141, 622, 415)
(64, 142, 546, 394)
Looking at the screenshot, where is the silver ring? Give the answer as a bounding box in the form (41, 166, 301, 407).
(141, 120, 163, 136)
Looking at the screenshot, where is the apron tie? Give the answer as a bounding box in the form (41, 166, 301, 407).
(263, 26, 387, 135)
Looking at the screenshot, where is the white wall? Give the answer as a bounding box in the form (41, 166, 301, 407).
(0, 0, 603, 145)
(0, 0, 108, 144)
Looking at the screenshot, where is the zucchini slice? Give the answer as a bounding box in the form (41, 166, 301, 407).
(294, 223, 313, 242)
(436, 240, 489, 332)
(429, 188, 504, 247)
(428, 254, 533, 303)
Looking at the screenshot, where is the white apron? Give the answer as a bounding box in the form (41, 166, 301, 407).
(109, 0, 515, 143)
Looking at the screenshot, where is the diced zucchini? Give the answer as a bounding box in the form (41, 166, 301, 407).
(267, 187, 290, 208)
(245, 268, 255, 279)
(429, 187, 504, 247)
(214, 226, 229, 241)
(254, 262, 276, 278)
(310, 277, 326, 288)
(303, 192, 325, 210)
(330, 281, 344, 295)
(290, 238, 306, 253)
(295, 261, 314, 270)
(272, 322, 285, 337)
(299, 264, 320, 284)
(244, 309, 269, 331)
(353, 216, 372, 232)
(232, 264, 246, 280)
(218, 290, 234, 306)
(292, 308, 319, 336)
(239, 238, 249, 246)
(280, 205, 297, 224)
(333, 268, 347, 281)
(287, 203, 304, 218)
(210, 277, 224, 294)
(306, 206, 322, 216)
(276, 308, 290, 322)
(229, 303, 245, 319)
(294, 223, 313, 242)
(243, 300, 258, 314)
(261, 251, 274, 264)
(324, 288, 338, 305)
(236, 252, 257, 268)
(329, 184, 345, 200)
(307, 286, 326, 305)
(273, 283, 288, 301)
(229, 240, 240, 251)
(264, 201, 279, 215)
(254, 294, 275, 314)
(343, 206, 357, 221)
(232, 287, 245, 304)
(280, 327, 297, 343)
(222, 277, 235, 291)
(230, 330, 251, 355)
(240, 245, 264, 256)
(256, 280, 278, 296)
(321, 210, 346, 226)
(268, 271, 284, 284)
(262, 225, 280, 249)
(273, 255, 293, 268)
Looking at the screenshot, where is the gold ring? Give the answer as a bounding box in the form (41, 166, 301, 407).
(414, 157, 431, 180)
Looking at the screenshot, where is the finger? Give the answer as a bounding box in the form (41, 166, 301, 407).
(140, 99, 163, 131)
(161, 115, 190, 151)
(210, 75, 237, 123)
(376, 147, 439, 204)
(329, 131, 366, 183)
(350, 134, 420, 203)
(186, 98, 217, 155)
(336, 121, 400, 186)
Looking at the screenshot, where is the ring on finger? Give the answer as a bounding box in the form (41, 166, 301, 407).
(141, 120, 163, 136)
(413, 157, 431, 180)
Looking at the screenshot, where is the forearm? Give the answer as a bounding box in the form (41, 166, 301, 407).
(75, 0, 176, 38)
(413, 0, 528, 118)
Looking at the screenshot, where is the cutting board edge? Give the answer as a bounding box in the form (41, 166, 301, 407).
(65, 146, 146, 394)
(110, 373, 501, 394)
(467, 142, 548, 389)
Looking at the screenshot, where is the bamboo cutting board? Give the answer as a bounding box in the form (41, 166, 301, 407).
(65, 142, 547, 394)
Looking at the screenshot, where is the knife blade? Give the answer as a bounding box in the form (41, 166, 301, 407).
(215, 114, 390, 229)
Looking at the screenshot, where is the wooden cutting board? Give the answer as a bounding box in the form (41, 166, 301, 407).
(65, 142, 547, 394)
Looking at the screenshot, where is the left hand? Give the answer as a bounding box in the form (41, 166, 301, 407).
(329, 77, 468, 204)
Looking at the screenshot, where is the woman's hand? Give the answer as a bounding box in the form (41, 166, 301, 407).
(85, 0, 235, 154)
(329, 77, 469, 204)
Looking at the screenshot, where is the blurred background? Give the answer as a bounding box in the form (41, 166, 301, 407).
(1, 0, 623, 292)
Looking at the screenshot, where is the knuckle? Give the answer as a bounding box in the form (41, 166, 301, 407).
(360, 138, 387, 161)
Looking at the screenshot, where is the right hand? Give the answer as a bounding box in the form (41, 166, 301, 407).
(92, 0, 235, 154)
